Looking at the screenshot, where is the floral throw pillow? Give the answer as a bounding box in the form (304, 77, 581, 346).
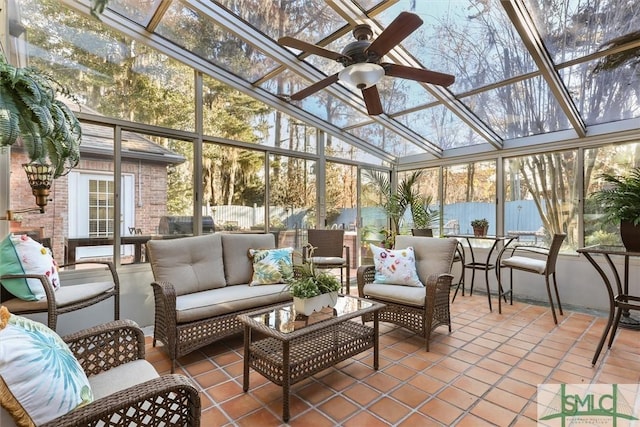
(0, 234, 60, 301)
(0, 306, 93, 426)
(248, 247, 294, 285)
(370, 244, 423, 287)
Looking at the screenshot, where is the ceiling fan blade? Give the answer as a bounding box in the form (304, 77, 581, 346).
(383, 63, 455, 87)
(362, 85, 383, 115)
(278, 36, 348, 61)
(365, 12, 423, 59)
(290, 73, 340, 101)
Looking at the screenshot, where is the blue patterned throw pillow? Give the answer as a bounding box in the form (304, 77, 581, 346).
(249, 247, 294, 285)
(0, 306, 93, 425)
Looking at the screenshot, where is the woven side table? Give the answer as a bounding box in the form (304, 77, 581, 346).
(238, 295, 384, 422)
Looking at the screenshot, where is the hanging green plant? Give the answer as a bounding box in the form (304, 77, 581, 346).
(0, 54, 81, 178)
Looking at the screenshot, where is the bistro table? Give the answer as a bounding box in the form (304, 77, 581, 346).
(576, 245, 640, 365)
(447, 234, 517, 311)
(238, 295, 384, 422)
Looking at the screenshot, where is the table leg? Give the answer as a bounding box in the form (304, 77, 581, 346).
(243, 325, 250, 392)
(373, 311, 379, 370)
(282, 340, 291, 422)
(583, 252, 616, 365)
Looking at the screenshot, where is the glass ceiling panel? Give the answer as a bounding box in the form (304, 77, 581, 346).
(352, 0, 386, 12)
(461, 75, 572, 139)
(295, 92, 371, 128)
(103, 0, 161, 27)
(154, 2, 278, 82)
(18, 0, 195, 131)
(375, 0, 536, 94)
(217, 0, 346, 43)
(397, 106, 485, 150)
(558, 57, 640, 126)
(347, 123, 421, 157)
(326, 135, 390, 167)
(524, 0, 640, 64)
(259, 111, 317, 154)
(378, 77, 437, 115)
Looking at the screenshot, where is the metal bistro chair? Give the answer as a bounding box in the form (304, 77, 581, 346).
(305, 229, 351, 293)
(498, 233, 566, 324)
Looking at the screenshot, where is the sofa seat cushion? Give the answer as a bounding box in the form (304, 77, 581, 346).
(175, 284, 291, 323)
(362, 283, 425, 308)
(88, 360, 159, 400)
(1, 281, 114, 312)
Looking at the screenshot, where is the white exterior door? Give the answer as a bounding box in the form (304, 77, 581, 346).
(68, 171, 135, 259)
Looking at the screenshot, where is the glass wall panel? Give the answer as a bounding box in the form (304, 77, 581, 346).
(584, 142, 640, 247)
(504, 152, 577, 249)
(398, 168, 441, 235)
(359, 168, 390, 263)
(17, 0, 195, 131)
(326, 161, 358, 269)
(204, 145, 265, 233)
(269, 154, 316, 251)
(443, 161, 496, 238)
(9, 123, 194, 266)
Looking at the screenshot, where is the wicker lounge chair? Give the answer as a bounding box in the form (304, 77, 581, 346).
(1, 319, 200, 427)
(357, 236, 457, 350)
(305, 229, 351, 293)
(1, 260, 120, 331)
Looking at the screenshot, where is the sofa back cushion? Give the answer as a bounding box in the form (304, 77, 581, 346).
(147, 233, 226, 295)
(222, 234, 275, 285)
(394, 236, 456, 282)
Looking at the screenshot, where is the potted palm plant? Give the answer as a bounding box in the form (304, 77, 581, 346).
(365, 170, 439, 245)
(591, 167, 640, 252)
(0, 54, 81, 178)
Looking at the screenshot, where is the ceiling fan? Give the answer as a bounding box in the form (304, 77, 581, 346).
(278, 11, 455, 115)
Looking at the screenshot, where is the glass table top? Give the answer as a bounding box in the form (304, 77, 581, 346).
(244, 295, 376, 334)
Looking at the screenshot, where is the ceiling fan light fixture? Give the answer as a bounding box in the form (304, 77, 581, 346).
(338, 63, 384, 90)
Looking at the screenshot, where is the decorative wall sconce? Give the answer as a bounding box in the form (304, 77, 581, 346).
(1, 163, 54, 220)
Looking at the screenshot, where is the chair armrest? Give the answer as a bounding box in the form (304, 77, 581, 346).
(357, 265, 375, 298)
(63, 319, 145, 376)
(40, 375, 201, 427)
(509, 244, 549, 257)
(59, 260, 120, 289)
(423, 273, 454, 314)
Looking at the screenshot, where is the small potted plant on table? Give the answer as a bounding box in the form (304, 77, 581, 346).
(286, 246, 342, 316)
(471, 218, 489, 237)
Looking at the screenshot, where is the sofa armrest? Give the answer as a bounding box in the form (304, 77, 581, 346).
(40, 375, 201, 427)
(63, 319, 145, 376)
(356, 265, 375, 298)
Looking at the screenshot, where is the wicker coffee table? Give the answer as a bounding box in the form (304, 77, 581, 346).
(238, 295, 384, 422)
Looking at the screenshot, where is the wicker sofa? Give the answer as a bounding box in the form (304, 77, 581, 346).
(0, 319, 200, 427)
(146, 233, 292, 372)
(357, 236, 457, 350)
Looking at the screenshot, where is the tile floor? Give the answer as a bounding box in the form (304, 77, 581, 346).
(145, 290, 640, 426)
